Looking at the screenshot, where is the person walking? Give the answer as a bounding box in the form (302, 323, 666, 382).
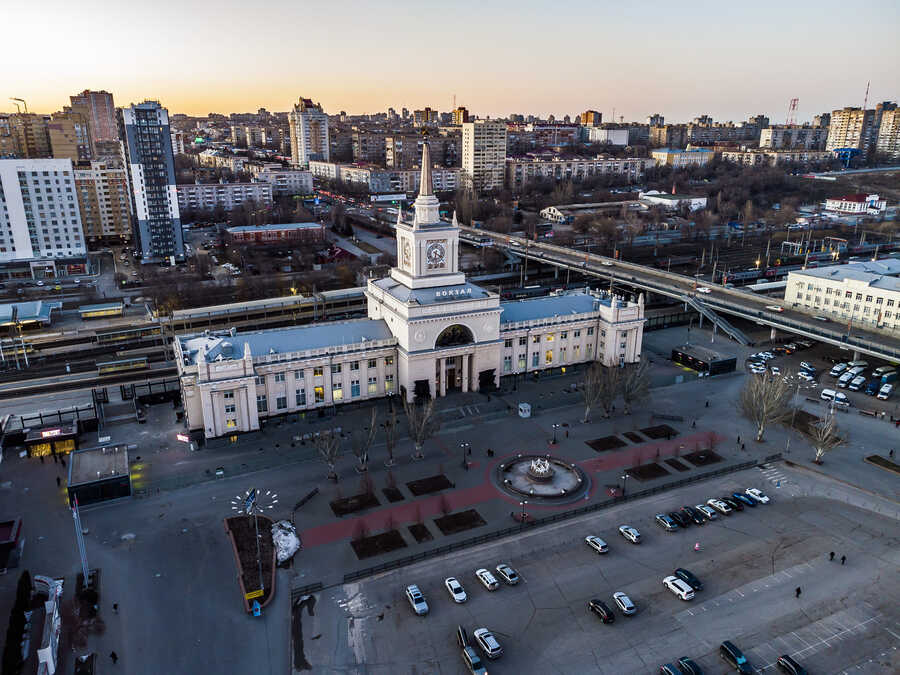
(110, 652, 119, 664)
(841, 555, 846, 565)
(40, 455, 45, 464)
(795, 587, 801, 599)
(829, 551, 835, 561)
(890, 449, 895, 459)
(56, 476, 61, 488)
(705, 400, 709, 408)
(737, 435, 741, 445)
(113, 603, 119, 614)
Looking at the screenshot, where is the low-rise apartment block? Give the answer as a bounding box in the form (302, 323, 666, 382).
(650, 148, 713, 168)
(721, 149, 832, 167)
(505, 156, 652, 191)
(176, 182, 273, 212)
(255, 169, 313, 196)
(225, 222, 325, 244)
(759, 125, 829, 150)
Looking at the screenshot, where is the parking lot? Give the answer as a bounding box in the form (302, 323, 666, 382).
(743, 339, 897, 411)
(297, 467, 900, 674)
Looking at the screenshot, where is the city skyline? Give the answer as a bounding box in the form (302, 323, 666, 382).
(4, 0, 898, 121)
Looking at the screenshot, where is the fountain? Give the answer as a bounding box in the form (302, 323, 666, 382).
(495, 453, 588, 503)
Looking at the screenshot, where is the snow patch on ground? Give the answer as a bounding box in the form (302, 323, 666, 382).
(271, 520, 300, 564)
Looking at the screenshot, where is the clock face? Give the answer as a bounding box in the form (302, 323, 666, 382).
(401, 239, 412, 269)
(426, 241, 446, 269)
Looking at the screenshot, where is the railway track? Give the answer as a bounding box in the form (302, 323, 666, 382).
(0, 365, 178, 400)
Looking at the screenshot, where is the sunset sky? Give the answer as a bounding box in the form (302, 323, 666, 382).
(4, 0, 898, 122)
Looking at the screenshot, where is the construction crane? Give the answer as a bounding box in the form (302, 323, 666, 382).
(10, 97, 28, 113)
(786, 98, 798, 126)
(862, 80, 870, 111)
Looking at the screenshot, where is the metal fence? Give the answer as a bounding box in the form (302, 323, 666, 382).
(290, 581, 324, 602)
(341, 453, 782, 584)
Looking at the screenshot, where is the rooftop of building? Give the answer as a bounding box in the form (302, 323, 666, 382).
(499, 292, 616, 324)
(371, 276, 493, 306)
(69, 445, 129, 487)
(0, 301, 62, 326)
(225, 222, 323, 233)
(828, 193, 872, 203)
(652, 148, 714, 154)
(640, 191, 704, 201)
(674, 343, 733, 363)
(790, 259, 900, 292)
(178, 318, 395, 365)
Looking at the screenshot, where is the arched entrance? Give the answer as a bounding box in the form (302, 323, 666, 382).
(435, 324, 474, 348)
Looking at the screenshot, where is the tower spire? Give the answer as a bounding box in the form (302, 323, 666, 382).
(418, 140, 433, 197)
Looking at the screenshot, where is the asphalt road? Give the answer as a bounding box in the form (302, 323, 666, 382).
(298, 467, 900, 674)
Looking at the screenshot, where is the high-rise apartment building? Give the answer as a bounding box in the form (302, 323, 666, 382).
(0, 158, 87, 262)
(289, 97, 329, 168)
(413, 108, 438, 127)
(69, 90, 118, 143)
(0, 115, 15, 157)
(826, 107, 876, 154)
(579, 110, 602, 126)
(876, 108, 900, 160)
(647, 114, 665, 127)
(48, 111, 92, 162)
(120, 101, 184, 262)
(759, 125, 829, 150)
(462, 119, 507, 191)
(75, 160, 133, 246)
(9, 114, 52, 158)
(452, 107, 470, 125)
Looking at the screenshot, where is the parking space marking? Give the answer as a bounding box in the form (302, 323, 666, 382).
(757, 616, 882, 672)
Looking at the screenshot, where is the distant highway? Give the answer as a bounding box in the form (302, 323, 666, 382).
(460, 225, 900, 361)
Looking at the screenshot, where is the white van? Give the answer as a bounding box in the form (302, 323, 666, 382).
(847, 360, 869, 369)
(877, 384, 893, 400)
(848, 376, 866, 391)
(829, 363, 848, 377)
(820, 389, 850, 406)
(837, 372, 855, 388)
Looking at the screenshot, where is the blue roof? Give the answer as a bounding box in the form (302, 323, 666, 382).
(371, 277, 493, 305)
(226, 222, 322, 233)
(179, 318, 395, 365)
(0, 301, 62, 326)
(500, 293, 603, 324)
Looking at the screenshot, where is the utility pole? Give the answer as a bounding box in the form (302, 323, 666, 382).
(72, 498, 91, 585)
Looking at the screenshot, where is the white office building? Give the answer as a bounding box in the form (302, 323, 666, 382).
(0, 158, 86, 262)
(255, 169, 313, 196)
(176, 182, 273, 212)
(176, 145, 645, 439)
(785, 260, 900, 335)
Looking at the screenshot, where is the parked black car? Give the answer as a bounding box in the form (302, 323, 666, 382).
(668, 511, 690, 528)
(776, 655, 808, 675)
(677, 656, 703, 674)
(681, 506, 705, 526)
(588, 599, 615, 623)
(720, 641, 752, 673)
(731, 492, 756, 507)
(721, 496, 744, 512)
(674, 568, 703, 591)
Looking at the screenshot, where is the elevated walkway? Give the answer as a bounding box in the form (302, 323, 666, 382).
(681, 295, 751, 345)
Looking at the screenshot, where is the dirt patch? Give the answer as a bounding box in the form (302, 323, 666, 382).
(382, 487, 405, 503)
(664, 457, 690, 472)
(626, 462, 671, 481)
(683, 450, 724, 466)
(225, 515, 275, 606)
(623, 431, 645, 444)
(408, 523, 434, 543)
(330, 492, 380, 517)
(641, 424, 679, 440)
(433, 509, 487, 536)
(350, 529, 408, 560)
(790, 409, 821, 436)
(586, 435, 627, 452)
(864, 455, 900, 474)
(406, 474, 453, 496)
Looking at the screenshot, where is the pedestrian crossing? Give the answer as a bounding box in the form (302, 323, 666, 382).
(758, 463, 794, 488)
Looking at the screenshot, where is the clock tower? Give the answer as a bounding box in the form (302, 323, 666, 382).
(391, 142, 465, 290)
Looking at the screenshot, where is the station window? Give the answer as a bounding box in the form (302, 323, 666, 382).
(313, 366, 323, 377)
(368, 376, 377, 394)
(296, 389, 306, 406)
(314, 386, 324, 403)
(256, 395, 267, 413)
(274, 373, 285, 383)
(385, 374, 394, 391)
(276, 396, 287, 410)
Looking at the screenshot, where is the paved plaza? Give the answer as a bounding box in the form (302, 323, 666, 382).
(0, 325, 897, 673)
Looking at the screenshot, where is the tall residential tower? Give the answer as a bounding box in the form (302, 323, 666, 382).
(289, 97, 329, 168)
(120, 101, 183, 262)
(461, 119, 507, 191)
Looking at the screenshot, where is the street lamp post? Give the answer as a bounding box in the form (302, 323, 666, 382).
(460, 442, 470, 469)
(519, 500, 528, 523)
(620, 472, 630, 497)
(552, 423, 560, 444)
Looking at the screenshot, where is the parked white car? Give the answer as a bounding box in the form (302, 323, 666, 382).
(618, 525, 641, 544)
(745, 488, 770, 504)
(707, 498, 732, 515)
(696, 504, 718, 520)
(405, 585, 429, 615)
(585, 535, 609, 553)
(475, 568, 499, 591)
(663, 576, 696, 601)
(444, 577, 467, 603)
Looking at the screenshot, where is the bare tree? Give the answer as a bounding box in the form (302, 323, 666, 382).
(403, 397, 439, 460)
(809, 414, 845, 464)
(620, 358, 651, 415)
(582, 362, 621, 422)
(314, 430, 340, 481)
(383, 406, 399, 468)
(739, 372, 794, 442)
(351, 408, 377, 473)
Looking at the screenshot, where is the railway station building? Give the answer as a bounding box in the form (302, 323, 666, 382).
(175, 146, 645, 439)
